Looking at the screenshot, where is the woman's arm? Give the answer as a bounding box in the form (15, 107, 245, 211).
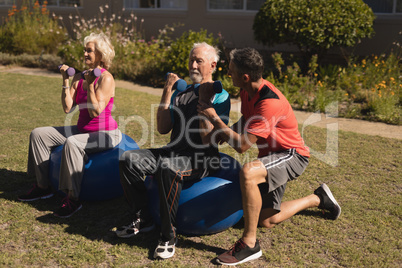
(85, 71, 115, 118)
(60, 65, 78, 114)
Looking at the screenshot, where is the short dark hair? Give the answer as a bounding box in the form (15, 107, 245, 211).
(229, 48, 264, 82)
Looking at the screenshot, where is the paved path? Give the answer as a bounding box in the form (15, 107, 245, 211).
(1, 66, 401, 140)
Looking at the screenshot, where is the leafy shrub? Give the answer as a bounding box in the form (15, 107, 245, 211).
(344, 53, 401, 124)
(57, 5, 175, 84)
(0, 1, 67, 55)
(253, 0, 375, 60)
(0, 2, 398, 125)
(266, 51, 401, 125)
(57, 5, 141, 72)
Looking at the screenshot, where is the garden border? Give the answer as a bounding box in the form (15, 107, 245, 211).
(1, 65, 400, 140)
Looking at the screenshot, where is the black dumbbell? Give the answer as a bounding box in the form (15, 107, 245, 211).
(58, 65, 75, 77)
(194, 81, 223, 93)
(165, 72, 187, 92)
(212, 81, 223, 93)
(81, 68, 101, 79)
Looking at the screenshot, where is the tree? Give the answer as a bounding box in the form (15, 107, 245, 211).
(253, 0, 375, 61)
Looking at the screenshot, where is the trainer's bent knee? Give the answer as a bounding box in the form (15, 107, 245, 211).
(240, 161, 267, 184)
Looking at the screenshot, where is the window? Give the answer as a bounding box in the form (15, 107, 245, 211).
(0, 0, 13, 5)
(364, 0, 402, 13)
(208, 0, 265, 11)
(124, 0, 187, 9)
(39, 0, 81, 7)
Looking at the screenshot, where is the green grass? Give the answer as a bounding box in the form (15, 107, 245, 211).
(0, 73, 401, 267)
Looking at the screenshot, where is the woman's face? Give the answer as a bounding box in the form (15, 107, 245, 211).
(84, 42, 101, 68)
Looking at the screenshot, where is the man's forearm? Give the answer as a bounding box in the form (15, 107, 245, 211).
(157, 86, 173, 134)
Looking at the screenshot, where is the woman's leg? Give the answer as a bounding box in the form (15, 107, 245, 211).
(58, 129, 122, 200)
(27, 126, 78, 189)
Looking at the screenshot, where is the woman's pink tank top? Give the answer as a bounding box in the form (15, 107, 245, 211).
(76, 68, 118, 133)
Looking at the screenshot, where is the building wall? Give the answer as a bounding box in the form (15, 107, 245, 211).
(1, 0, 401, 57)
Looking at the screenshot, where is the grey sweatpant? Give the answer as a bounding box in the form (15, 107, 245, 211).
(27, 125, 122, 199)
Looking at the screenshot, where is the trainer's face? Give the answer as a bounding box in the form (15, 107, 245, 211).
(188, 47, 215, 84)
(228, 61, 242, 88)
(84, 42, 101, 68)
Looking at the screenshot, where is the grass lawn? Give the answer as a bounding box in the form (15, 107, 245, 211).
(0, 73, 401, 267)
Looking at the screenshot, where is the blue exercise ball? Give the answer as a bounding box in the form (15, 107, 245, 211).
(49, 133, 139, 201)
(144, 153, 243, 235)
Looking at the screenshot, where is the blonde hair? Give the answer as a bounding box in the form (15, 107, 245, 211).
(83, 32, 115, 69)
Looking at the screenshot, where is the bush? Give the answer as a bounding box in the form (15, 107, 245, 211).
(266, 51, 401, 125)
(0, 1, 67, 55)
(56, 5, 175, 84)
(253, 0, 375, 61)
(0, 2, 398, 125)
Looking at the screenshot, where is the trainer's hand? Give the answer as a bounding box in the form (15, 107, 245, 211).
(198, 100, 226, 145)
(197, 99, 218, 121)
(198, 82, 215, 103)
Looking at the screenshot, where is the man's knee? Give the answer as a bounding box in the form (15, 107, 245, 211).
(119, 150, 140, 167)
(258, 217, 277, 229)
(158, 157, 183, 178)
(240, 161, 267, 186)
(258, 208, 280, 229)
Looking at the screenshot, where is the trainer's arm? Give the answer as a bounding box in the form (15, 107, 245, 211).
(198, 101, 258, 153)
(157, 73, 177, 134)
(199, 115, 215, 145)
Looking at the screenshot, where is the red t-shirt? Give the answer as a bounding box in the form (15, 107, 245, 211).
(240, 79, 310, 158)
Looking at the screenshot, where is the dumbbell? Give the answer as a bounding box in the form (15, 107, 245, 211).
(81, 68, 101, 80)
(165, 72, 187, 92)
(194, 81, 223, 93)
(212, 80, 223, 93)
(58, 65, 75, 77)
(197, 80, 223, 103)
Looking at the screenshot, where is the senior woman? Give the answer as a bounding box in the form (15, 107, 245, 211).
(18, 32, 122, 218)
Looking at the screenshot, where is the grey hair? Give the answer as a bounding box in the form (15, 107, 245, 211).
(190, 42, 220, 72)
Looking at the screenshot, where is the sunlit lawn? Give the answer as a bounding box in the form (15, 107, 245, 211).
(0, 73, 401, 267)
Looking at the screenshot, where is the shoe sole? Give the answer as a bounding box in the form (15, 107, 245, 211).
(154, 246, 175, 259)
(321, 183, 341, 220)
(53, 204, 83, 218)
(18, 193, 54, 202)
(154, 237, 178, 259)
(216, 250, 262, 266)
(116, 224, 155, 238)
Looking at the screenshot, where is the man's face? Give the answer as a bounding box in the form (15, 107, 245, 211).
(188, 47, 214, 84)
(228, 61, 242, 88)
